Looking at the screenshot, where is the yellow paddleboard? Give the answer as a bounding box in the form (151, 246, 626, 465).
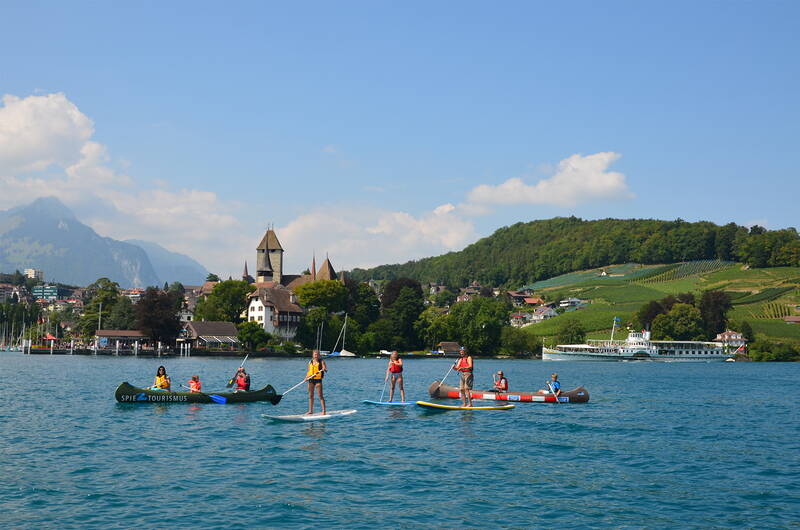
(416, 401, 515, 411)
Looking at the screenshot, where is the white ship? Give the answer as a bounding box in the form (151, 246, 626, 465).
(543, 319, 734, 362)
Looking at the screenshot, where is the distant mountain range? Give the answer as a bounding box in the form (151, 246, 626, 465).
(0, 197, 209, 288)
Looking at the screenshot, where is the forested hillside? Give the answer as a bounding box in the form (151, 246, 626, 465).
(349, 217, 800, 288)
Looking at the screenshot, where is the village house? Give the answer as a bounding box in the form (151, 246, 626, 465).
(531, 306, 558, 323)
(714, 330, 747, 349)
(435, 341, 463, 355)
(784, 316, 800, 324)
(246, 285, 304, 339)
(559, 297, 586, 308)
(510, 311, 535, 327)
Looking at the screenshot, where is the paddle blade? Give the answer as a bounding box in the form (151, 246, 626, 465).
(209, 394, 227, 404)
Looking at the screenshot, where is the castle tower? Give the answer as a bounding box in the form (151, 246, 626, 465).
(311, 252, 317, 281)
(256, 227, 283, 284)
(317, 253, 337, 281)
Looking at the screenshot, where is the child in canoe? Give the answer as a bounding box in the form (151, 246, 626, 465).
(151, 366, 171, 391)
(386, 351, 405, 402)
(187, 375, 202, 393)
(306, 350, 327, 415)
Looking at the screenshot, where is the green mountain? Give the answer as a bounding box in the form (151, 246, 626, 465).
(349, 217, 800, 288)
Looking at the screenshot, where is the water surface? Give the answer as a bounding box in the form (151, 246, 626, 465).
(1, 353, 798, 528)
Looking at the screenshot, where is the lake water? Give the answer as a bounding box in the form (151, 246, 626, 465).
(1, 352, 798, 528)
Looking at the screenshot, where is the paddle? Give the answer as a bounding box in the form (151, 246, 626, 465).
(547, 382, 561, 404)
(379, 374, 389, 403)
(437, 363, 455, 389)
(226, 354, 249, 388)
(180, 383, 228, 404)
(281, 377, 310, 397)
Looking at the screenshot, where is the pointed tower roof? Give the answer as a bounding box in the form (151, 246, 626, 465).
(317, 256, 337, 281)
(243, 261, 249, 277)
(311, 252, 317, 281)
(257, 228, 283, 251)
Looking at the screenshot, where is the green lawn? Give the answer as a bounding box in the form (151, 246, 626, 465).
(750, 320, 800, 343)
(522, 302, 639, 339)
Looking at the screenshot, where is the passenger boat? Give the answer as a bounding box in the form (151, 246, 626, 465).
(114, 382, 281, 404)
(428, 382, 589, 403)
(543, 321, 733, 362)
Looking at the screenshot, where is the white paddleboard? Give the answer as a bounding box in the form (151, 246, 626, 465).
(262, 409, 357, 422)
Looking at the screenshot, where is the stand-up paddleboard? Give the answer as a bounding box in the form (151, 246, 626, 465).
(362, 400, 415, 406)
(262, 409, 357, 422)
(416, 401, 515, 411)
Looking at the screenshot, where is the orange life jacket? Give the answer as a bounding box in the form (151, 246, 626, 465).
(456, 356, 472, 372)
(189, 380, 201, 393)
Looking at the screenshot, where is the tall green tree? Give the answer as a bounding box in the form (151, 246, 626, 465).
(295, 280, 347, 313)
(206, 273, 220, 282)
(105, 296, 136, 330)
(698, 290, 732, 339)
(651, 303, 705, 341)
(383, 286, 425, 349)
(555, 318, 586, 345)
(78, 278, 121, 336)
(500, 326, 542, 357)
(446, 297, 511, 355)
(381, 278, 423, 309)
(135, 288, 181, 345)
(194, 280, 254, 323)
(237, 321, 271, 350)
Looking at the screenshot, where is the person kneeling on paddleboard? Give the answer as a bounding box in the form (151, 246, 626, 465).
(455, 348, 473, 407)
(386, 351, 405, 403)
(492, 371, 508, 393)
(306, 350, 327, 415)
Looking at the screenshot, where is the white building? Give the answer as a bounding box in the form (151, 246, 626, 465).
(246, 285, 304, 339)
(24, 268, 44, 282)
(714, 329, 746, 349)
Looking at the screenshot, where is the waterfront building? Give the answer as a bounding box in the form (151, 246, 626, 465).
(715, 330, 747, 349)
(182, 321, 239, 349)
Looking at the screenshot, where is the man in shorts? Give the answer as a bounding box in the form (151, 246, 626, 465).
(454, 347, 474, 407)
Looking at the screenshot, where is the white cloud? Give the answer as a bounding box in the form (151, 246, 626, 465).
(467, 152, 633, 207)
(277, 204, 477, 271)
(0, 92, 245, 274)
(322, 145, 337, 154)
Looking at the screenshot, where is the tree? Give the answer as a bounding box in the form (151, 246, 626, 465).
(78, 278, 121, 336)
(237, 321, 271, 350)
(295, 280, 347, 313)
(381, 278, 423, 309)
(698, 290, 732, 339)
(194, 280, 254, 323)
(433, 290, 457, 307)
(349, 282, 381, 329)
(414, 306, 451, 349)
(555, 318, 586, 345)
(635, 300, 665, 329)
(384, 286, 425, 349)
(500, 326, 541, 357)
(105, 296, 136, 330)
(651, 303, 705, 341)
(135, 288, 181, 345)
(737, 320, 755, 343)
(447, 297, 511, 355)
(206, 273, 220, 282)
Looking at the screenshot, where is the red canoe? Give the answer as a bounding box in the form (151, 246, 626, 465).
(428, 381, 589, 403)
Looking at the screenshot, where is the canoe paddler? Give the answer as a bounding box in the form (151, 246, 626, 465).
(151, 365, 171, 391)
(492, 371, 508, 393)
(306, 350, 327, 415)
(536, 373, 561, 397)
(454, 347, 473, 407)
(188, 375, 202, 393)
(233, 367, 250, 392)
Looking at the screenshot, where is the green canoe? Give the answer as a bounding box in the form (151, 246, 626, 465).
(114, 382, 281, 404)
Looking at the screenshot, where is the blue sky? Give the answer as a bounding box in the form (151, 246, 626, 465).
(1, 1, 798, 276)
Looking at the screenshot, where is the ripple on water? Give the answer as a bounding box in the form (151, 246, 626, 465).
(1, 354, 799, 528)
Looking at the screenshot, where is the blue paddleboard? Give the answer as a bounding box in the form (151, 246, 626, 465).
(362, 400, 415, 406)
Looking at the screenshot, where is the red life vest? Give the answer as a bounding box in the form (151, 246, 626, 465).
(236, 374, 248, 390)
(189, 380, 202, 393)
(389, 360, 402, 373)
(456, 356, 472, 372)
(496, 377, 508, 391)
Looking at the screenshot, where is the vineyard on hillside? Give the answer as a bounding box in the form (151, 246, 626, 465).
(638, 260, 733, 284)
(731, 287, 796, 305)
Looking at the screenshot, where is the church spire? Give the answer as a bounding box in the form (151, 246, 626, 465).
(312, 251, 316, 281)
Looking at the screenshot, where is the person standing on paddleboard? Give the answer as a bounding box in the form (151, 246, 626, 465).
(386, 351, 405, 402)
(454, 347, 473, 407)
(306, 350, 327, 415)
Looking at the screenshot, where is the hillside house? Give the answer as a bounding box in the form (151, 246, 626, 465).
(559, 297, 586, 308)
(510, 312, 535, 327)
(531, 306, 558, 322)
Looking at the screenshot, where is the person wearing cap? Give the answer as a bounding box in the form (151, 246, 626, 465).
(492, 370, 508, 393)
(453, 347, 473, 407)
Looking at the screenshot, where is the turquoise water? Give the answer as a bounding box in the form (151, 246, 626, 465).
(1, 353, 798, 528)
